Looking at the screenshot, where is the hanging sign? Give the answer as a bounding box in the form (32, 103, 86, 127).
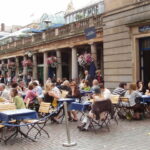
(139, 25, 150, 32)
(84, 27, 96, 40)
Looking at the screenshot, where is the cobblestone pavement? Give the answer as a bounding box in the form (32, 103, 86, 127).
(1, 118, 150, 150)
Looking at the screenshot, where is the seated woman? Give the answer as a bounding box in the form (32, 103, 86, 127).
(68, 81, 81, 121)
(10, 88, 25, 109)
(82, 80, 91, 91)
(60, 80, 79, 121)
(124, 83, 143, 119)
(78, 87, 106, 131)
(100, 83, 111, 99)
(145, 82, 150, 96)
(136, 80, 146, 95)
(44, 82, 61, 123)
(24, 84, 38, 105)
(44, 82, 61, 107)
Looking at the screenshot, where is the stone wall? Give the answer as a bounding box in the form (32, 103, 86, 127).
(103, 1, 150, 90)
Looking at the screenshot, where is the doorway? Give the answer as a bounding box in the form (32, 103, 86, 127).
(139, 37, 150, 87)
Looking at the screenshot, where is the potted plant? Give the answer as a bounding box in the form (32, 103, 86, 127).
(47, 56, 58, 68)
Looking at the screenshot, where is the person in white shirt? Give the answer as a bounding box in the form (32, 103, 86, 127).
(100, 83, 111, 99)
(0, 83, 11, 102)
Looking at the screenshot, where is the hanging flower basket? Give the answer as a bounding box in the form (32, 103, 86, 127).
(8, 62, 16, 69)
(47, 56, 58, 68)
(0, 64, 8, 71)
(22, 59, 33, 67)
(78, 53, 94, 67)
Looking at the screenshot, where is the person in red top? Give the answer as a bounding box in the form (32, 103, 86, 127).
(24, 84, 37, 104)
(95, 70, 103, 83)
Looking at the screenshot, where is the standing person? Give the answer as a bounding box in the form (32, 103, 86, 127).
(112, 82, 127, 96)
(10, 88, 25, 109)
(84, 70, 92, 86)
(95, 69, 103, 83)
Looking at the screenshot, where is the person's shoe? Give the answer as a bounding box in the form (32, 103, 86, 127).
(80, 127, 88, 131)
(68, 117, 73, 121)
(72, 119, 78, 122)
(51, 118, 59, 124)
(77, 123, 85, 129)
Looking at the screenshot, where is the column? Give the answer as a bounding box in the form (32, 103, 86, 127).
(7, 58, 11, 76)
(1, 60, 5, 75)
(44, 52, 48, 83)
(32, 54, 37, 79)
(23, 55, 28, 80)
(71, 47, 78, 80)
(15, 57, 19, 78)
(56, 50, 62, 79)
(90, 43, 97, 68)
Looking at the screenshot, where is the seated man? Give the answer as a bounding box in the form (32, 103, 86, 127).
(0, 83, 11, 102)
(78, 87, 109, 131)
(112, 82, 127, 97)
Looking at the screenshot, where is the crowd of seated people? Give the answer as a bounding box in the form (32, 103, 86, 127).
(1, 70, 150, 126)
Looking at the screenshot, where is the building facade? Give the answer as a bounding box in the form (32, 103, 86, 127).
(0, 0, 150, 89)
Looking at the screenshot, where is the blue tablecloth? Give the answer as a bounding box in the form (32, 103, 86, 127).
(58, 98, 76, 103)
(0, 109, 38, 122)
(140, 96, 150, 103)
(80, 91, 93, 96)
(70, 102, 91, 112)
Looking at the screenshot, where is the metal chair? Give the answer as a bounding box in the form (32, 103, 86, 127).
(24, 102, 51, 139)
(86, 100, 115, 133)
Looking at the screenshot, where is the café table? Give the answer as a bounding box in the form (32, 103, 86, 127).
(0, 109, 38, 143)
(70, 101, 92, 121)
(80, 90, 93, 96)
(140, 95, 150, 103)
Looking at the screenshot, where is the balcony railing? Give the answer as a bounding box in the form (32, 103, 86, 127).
(0, 14, 103, 53)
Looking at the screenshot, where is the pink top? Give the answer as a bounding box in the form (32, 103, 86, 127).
(24, 90, 37, 103)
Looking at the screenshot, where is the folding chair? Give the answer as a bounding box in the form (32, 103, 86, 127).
(24, 102, 51, 139)
(87, 100, 115, 133)
(110, 95, 120, 124)
(0, 124, 5, 142)
(119, 97, 133, 120)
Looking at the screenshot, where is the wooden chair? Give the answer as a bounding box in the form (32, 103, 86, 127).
(38, 102, 51, 114)
(119, 97, 133, 120)
(0, 103, 16, 112)
(110, 95, 120, 104)
(24, 102, 51, 139)
(8, 103, 16, 110)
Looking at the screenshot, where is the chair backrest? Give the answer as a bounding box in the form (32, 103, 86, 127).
(110, 95, 120, 104)
(0, 97, 5, 102)
(0, 103, 16, 112)
(120, 97, 129, 103)
(39, 102, 51, 113)
(92, 99, 114, 120)
(0, 105, 9, 112)
(8, 103, 16, 110)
